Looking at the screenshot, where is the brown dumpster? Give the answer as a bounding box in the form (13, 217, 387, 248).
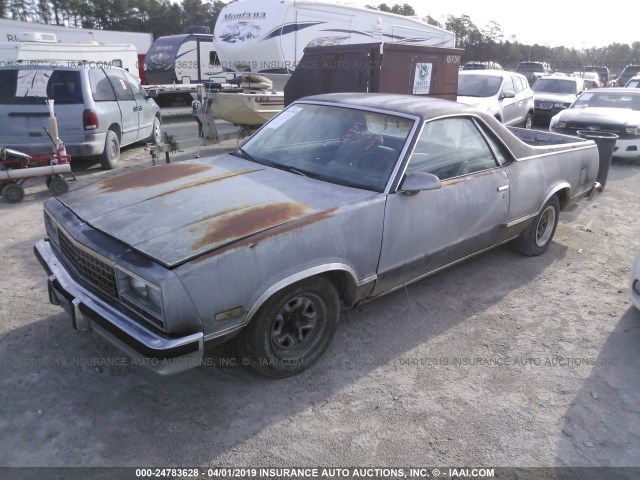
(284, 42, 464, 106)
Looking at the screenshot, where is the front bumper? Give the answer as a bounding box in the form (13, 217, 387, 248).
(612, 138, 640, 159)
(34, 239, 204, 375)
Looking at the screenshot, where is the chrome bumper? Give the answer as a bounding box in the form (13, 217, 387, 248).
(34, 239, 204, 375)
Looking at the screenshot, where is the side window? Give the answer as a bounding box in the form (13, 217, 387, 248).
(512, 76, 524, 93)
(210, 51, 220, 67)
(502, 76, 515, 96)
(123, 70, 147, 99)
(89, 68, 116, 101)
(106, 69, 135, 101)
(407, 117, 499, 181)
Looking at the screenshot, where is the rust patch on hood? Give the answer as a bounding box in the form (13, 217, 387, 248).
(191, 201, 311, 251)
(99, 163, 213, 193)
(190, 207, 339, 264)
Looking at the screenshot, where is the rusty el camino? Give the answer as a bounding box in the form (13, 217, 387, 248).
(34, 93, 602, 377)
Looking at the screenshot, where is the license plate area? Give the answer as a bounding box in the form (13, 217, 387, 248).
(48, 276, 89, 331)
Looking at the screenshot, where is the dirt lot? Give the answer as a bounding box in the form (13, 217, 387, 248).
(0, 135, 639, 473)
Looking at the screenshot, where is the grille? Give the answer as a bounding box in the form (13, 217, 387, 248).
(58, 229, 118, 297)
(565, 122, 625, 136)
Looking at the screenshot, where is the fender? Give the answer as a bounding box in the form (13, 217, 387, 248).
(541, 181, 571, 212)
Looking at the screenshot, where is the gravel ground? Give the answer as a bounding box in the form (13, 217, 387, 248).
(0, 135, 639, 474)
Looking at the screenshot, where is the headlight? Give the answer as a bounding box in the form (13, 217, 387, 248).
(625, 125, 640, 136)
(553, 102, 571, 108)
(43, 210, 59, 244)
(116, 267, 163, 318)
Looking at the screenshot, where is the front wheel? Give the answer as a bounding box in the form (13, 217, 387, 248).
(1, 182, 25, 203)
(48, 176, 69, 196)
(236, 276, 340, 378)
(511, 195, 560, 256)
(149, 116, 161, 145)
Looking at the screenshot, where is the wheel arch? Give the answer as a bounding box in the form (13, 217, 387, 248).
(244, 264, 362, 326)
(107, 123, 122, 140)
(542, 182, 571, 211)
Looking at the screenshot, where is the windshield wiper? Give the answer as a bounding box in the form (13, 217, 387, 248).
(234, 147, 259, 164)
(281, 166, 308, 177)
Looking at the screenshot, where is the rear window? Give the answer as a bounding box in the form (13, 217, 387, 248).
(0, 69, 83, 105)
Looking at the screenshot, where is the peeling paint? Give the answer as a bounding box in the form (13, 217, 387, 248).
(100, 163, 214, 193)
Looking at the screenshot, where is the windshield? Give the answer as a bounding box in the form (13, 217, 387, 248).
(457, 75, 502, 97)
(572, 91, 640, 110)
(236, 103, 414, 192)
(533, 79, 577, 94)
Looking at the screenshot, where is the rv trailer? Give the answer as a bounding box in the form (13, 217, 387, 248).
(214, 0, 456, 76)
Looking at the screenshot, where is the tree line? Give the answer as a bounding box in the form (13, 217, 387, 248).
(2, 0, 639, 73)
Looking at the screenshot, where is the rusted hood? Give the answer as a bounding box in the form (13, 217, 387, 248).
(59, 154, 374, 267)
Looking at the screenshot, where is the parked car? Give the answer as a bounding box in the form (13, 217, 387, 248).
(532, 75, 584, 123)
(462, 61, 503, 71)
(583, 66, 610, 86)
(549, 88, 640, 160)
(613, 65, 640, 87)
(34, 93, 601, 377)
(515, 61, 553, 86)
(571, 71, 602, 88)
(625, 75, 640, 88)
(457, 70, 534, 128)
(0, 65, 161, 170)
(632, 251, 640, 311)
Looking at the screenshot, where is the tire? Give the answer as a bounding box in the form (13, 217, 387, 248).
(148, 116, 161, 145)
(1, 182, 25, 203)
(236, 276, 340, 378)
(48, 176, 69, 196)
(99, 130, 120, 170)
(511, 195, 560, 256)
(524, 111, 533, 129)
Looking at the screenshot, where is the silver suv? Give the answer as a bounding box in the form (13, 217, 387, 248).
(0, 64, 161, 169)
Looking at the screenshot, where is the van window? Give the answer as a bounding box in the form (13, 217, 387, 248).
(89, 68, 117, 101)
(106, 69, 135, 101)
(0, 69, 83, 105)
(210, 52, 220, 67)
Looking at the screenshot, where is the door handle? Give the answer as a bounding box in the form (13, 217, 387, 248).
(497, 185, 509, 192)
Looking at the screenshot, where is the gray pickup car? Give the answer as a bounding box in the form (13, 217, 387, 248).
(34, 93, 601, 378)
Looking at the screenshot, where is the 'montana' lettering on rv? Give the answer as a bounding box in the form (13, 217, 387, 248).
(223, 12, 266, 21)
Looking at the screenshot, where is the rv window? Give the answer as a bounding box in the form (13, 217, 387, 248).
(209, 52, 220, 67)
(89, 68, 117, 102)
(112, 59, 123, 68)
(106, 70, 135, 101)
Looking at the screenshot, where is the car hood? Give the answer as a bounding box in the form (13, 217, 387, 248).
(456, 96, 495, 112)
(558, 107, 640, 125)
(534, 93, 576, 103)
(59, 154, 376, 267)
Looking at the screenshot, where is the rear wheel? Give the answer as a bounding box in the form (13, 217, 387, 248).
(511, 195, 560, 256)
(235, 276, 340, 378)
(149, 116, 161, 145)
(1, 183, 25, 203)
(99, 130, 120, 170)
(524, 111, 533, 129)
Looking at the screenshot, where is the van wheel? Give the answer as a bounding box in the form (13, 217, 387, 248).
(99, 130, 120, 170)
(511, 195, 560, 256)
(236, 277, 340, 378)
(149, 117, 161, 145)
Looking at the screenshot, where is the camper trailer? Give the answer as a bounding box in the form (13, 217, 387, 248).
(0, 39, 140, 81)
(144, 0, 455, 87)
(214, 0, 456, 75)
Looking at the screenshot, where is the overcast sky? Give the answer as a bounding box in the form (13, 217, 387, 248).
(354, 0, 637, 49)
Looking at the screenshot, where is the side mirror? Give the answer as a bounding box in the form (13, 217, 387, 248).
(146, 89, 159, 99)
(502, 90, 516, 99)
(400, 171, 441, 196)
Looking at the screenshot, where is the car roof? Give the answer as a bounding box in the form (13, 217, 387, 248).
(459, 70, 522, 79)
(0, 63, 125, 72)
(583, 87, 640, 94)
(538, 75, 579, 82)
(297, 93, 479, 121)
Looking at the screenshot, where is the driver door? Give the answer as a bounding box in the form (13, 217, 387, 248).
(373, 116, 510, 295)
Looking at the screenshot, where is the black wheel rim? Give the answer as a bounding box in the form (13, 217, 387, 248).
(270, 294, 322, 356)
(4, 185, 22, 202)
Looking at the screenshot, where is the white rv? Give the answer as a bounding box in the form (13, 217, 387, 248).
(144, 0, 454, 87)
(0, 39, 141, 81)
(214, 0, 455, 74)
